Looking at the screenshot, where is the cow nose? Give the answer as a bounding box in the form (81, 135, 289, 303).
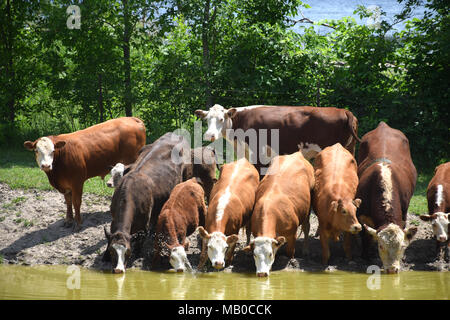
(257, 272, 268, 277)
(41, 164, 51, 171)
(176, 269, 184, 273)
(350, 223, 362, 234)
(386, 267, 399, 274)
(438, 235, 447, 242)
(106, 182, 113, 188)
(113, 268, 124, 274)
(213, 261, 224, 269)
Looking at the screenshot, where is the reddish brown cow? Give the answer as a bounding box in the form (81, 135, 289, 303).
(195, 104, 361, 175)
(243, 151, 315, 277)
(23, 117, 146, 230)
(356, 122, 418, 273)
(420, 162, 449, 257)
(152, 178, 207, 272)
(313, 143, 362, 265)
(197, 158, 259, 270)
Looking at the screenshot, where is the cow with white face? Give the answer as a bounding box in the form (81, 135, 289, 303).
(24, 137, 66, 172)
(244, 152, 315, 277)
(420, 213, 449, 243)
(195, 104, 236, 142)
(169, 246, 193, 272)
(197, 158, 259, 270)
(106, 163, 129, 188)
(364, 224, 417, 274)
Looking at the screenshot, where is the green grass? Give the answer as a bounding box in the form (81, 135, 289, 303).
(0, 148, 113, 197)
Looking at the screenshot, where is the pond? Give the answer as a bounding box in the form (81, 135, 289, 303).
(0, 265, 448, 300)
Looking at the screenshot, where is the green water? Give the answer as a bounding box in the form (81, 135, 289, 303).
(0, 265, 448, 300)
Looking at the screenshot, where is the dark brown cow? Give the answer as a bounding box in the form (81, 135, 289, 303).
(197, 158, 259, 270)
(103, 133, 216, 273)
(356, 122, 418, 273)
(313, 143, 362, 265)
(152, 178, 207, 272)
(23, 117, 146, 230)
(195, 104, 361, 174)
(420, 162, 449, 257)
(243, 151, 315, 277)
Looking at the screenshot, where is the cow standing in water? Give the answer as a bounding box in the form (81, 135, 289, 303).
(23, 117, 146, 230)
(356, 122, 418, 273)
(103, 133, 217, 273)
(197, 158, 259, 270)
(195, 104, 361, 175)
(312, 143, 362, 265)
(244, 151, 315, 277)
(420, 162, 449, 260)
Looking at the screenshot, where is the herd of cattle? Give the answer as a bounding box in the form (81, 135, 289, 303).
(22, 105, 449, 276)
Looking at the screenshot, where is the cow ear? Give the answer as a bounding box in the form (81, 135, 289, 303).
(353, 198, 362, 208)
(226, 234, 239, 245)
(273, 236, 286, 248)
(331, 201, 338, 212)
(197, 226, 210, 239)
(195, 109, 208, 119)
(364, 224, 378, 240)
(24, 141, 35, 151)
(226, 108, 237, 119)
(183, 240, 190, 251)
(419, 214, 432, 222)
(404, 227, 418, 242)
(54, 140, 66, 149)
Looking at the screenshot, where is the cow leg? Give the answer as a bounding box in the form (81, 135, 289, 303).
(197, 238, 209, 270)
(245, 221, 251, 245)
(301, 220, 310, 257)
(63, 192, 74, 227)
(71, 184, 84, 231)
(285, 236, 296, 259)
(343, 232, 353, 261)
(320, 230, 330, 265)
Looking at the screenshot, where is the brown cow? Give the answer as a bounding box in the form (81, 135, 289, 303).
(152, 178, 207, 272)
(243, 151, 315, 277)
(103, 133, 217, 273)
(356, 122, 418, 273)
(419, 162, 449, 258)
(197, 158, 259, 270)
(23, 117, 146, 230)
(312, 143, 362, 265)
(195, 104, 361, 175)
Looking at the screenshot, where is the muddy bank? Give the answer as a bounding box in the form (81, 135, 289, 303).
(0, 182, 447, 273)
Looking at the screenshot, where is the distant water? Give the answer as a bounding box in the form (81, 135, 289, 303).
(293, 0, 427, 33)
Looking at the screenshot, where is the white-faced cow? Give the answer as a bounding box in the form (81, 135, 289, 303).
(23, 117, 146, 230)
(152, 178, 207, 272)
(420, 162, 449, 259)
(243, 151, 315, 277)
(313, 143, 362, 265)
(195, 104, 361, 175)
(197, 158, 259, 270)
(103, 133, 217, 273)
(106, 163, 132, 188)
(356, 122, 418, 273)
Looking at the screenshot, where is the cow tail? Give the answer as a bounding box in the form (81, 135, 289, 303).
(346, 110, 362, 144)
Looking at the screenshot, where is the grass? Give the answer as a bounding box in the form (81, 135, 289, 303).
(0, 148, 113, 197)
(0, 147, 432, 214)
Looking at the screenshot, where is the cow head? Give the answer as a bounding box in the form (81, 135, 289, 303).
(107, 163, 125, 188)
(104, 227, 131, 274)
(420, 212, 449, 242)
(24, 137, 66, 172)
(330, 198, 362, 234)
(195, 104, 237, 142)
(169, 244, 192, 272)
(197, 227, 238, 269)
(243, 236, 286, 277)
(364, 223, 417, 274)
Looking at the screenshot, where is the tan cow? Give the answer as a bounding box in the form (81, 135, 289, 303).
(243, 151, 315, 277)
(197, 158, 259, 270)
(312, 143, 362, 265)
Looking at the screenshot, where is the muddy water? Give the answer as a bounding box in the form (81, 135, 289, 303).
(0, 265, 448, 300)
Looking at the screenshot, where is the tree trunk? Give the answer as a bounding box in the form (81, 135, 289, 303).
(5, 0, 15, 122)
(98, 73, 104, 122)
(123, 0, 132, 116)
(202, 0, 213, 108)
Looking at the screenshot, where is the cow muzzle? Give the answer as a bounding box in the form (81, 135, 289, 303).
(213, 261, 225, 269)
(349, 223, 362, 234)
(41, 164, 52, 172)
(113, 268, 125, 274)
(257, 272, 269, 277)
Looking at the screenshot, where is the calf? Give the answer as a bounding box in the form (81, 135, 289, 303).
(243, 151, 315, 277)
(312, 143, 362, 265)
(106, 163, 132, 188)
(420, 162, 449, 258)
(103, 133, 217, 273)
(197, 158, 259, 270)
(356, 122, 418, 273)
(152, 178, 207, 272)
(24, 117, 146, 230)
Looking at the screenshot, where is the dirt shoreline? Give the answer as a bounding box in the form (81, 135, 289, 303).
(0, 182, 448, 273)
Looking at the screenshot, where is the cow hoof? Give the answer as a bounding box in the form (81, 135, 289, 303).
(72, 224, 82, 232)
(63, 220, 74, 228)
